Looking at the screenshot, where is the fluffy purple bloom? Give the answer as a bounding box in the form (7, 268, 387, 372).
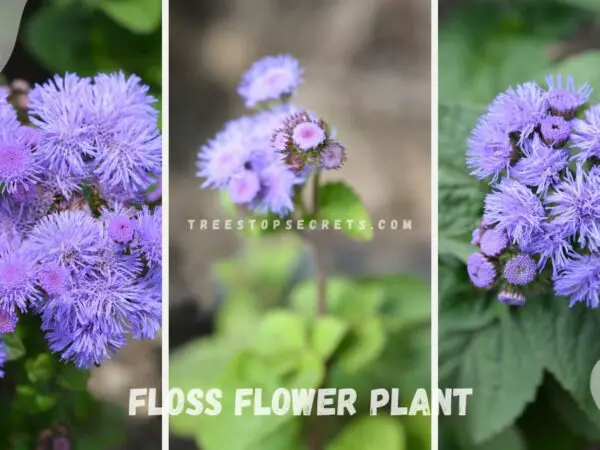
(513, 134, 569, 195)
(498, 289, 526, 306)
(135, 206, 161, 266)
(28, 74, 94, 178)
(0, 122, 42, 194)
(0, 310, 17, 333)
(479, 228, 508, 257)
(102, 203, 137, 244)
(128, 267, 162, 340)
(238, 54, 303, 108)
(554, 254, 600, 308)
(292, 122, 326, 150)
(545, 74, 592, 119)
(572, 104, 600, 162)
(486, 82, 547, 142)
(545, 167, 600, 251)
(38, 264, 71, 296)
(467, 253, 496, 288)
(24, 211, 107, 272)
(539, 115, 571, 147)
(471, 227, 482, 246)
(0, 249, 40, 313)
(252, 164, 297, 217)
(525, 222, 574, 274)
(93, 116, 162, 198)
(466, 115, 514, 181)
(483, 179, 546, 247)
(228, 170, 261, 204)
(503, 254, 537, 285)
(319, 142, 346, 170)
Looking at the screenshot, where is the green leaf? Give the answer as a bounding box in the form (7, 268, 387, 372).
(476, 426, 526, 450)
(3, 333, 26, 361)
(290, 277, 384, 324)
(253, 310, 308, 357)
(326, 417, 406, 450)
(98, 0, 161, 34)
(35, 393, 57, 411)
(311, 316, 348, 360)
(559, 0, 600, 14)
(58, 366, 90, 391)
(521, 299, 600, 432)
(317, 182, 373, 241)
(25, 354, 55, 384)
(459, 315, 544, 444)
(24, 5, 95, 74)
(337, 317, 387, 374)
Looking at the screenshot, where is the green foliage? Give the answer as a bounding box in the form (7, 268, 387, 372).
(23, 0, 161, 95)
(440, 2, 600, 448)
(171, 232, 430, 449)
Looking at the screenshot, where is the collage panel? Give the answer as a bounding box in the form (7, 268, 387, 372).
(439, 1, 600, 449)
(0, 0, 162, 449)
(168, 0, 431, 449)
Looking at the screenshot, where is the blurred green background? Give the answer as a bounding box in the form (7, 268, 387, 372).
(2, 1, 162, 449)
(439, 1, 600, 449)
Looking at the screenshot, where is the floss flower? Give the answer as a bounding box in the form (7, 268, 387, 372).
(197, 55, 348, 217)
(465, 73, 600, 309)
(0, 70, 162, 370)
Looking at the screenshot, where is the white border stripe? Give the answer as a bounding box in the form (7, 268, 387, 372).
(431, 0, 439, 446)
(161, 0, 170, 446)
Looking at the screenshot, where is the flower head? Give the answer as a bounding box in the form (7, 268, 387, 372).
(498, 288, 526, 306)
(479, 228, 508, 257)
(319, 142, 346, 170)
(135, 206, 161, 266)
(572, 104, 600, 162)
(554, 254, 600, 308)
(539, 115, 571, 147)
(292, 122, 326, 151)
(545, 74, 592, 119)
(0, 310, 17, 333)
(238, 54, 303, 108)
(0, 249, 40, 313)
(503, 254, 537, 285)
(467, 253, 496, 288)
(466, 114, 514, 181)
(483, 179, 546, 247)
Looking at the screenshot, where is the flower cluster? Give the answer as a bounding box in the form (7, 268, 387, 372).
(466, 74, 600, 308)
(196, 54, 347, 217)
(0, 72, 162, 372)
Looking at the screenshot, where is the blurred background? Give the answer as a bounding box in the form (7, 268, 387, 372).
(169, 0, 430, 449)
(2, 0, 161, 448)
(439, 1, 600, 449)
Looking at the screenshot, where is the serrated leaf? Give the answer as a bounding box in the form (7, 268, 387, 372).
(459, 315, 544, 444)
(98, 0, 161, 34)
(311, 316, 348, 360)
(317, 182, 373, 241)
(326, 416, 406, 450)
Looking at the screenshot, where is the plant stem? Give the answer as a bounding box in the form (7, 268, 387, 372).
(303, 170, 329, 450)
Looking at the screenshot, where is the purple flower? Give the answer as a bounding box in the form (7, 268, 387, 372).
(0, 124, 42, 194)
(572, 104, 600, 162)
(545, 74, 592, 119)
(471, 227, 482, 246)
(135, 206, 161, 267)
(102, 203, 137, 244)
(486, 82, 547, 143)
(24, 211, 106, 272)
(238, 54, 303, 108)
(483, 179, 546, 247)
(228, 170, 261, 204)
(554, 254, 600, 308)
(524, 222, 574, 274)
(466, 114, 514, 181)
(467, 252, 496, 288)
(29, 74, 94, 178)
(545, 166, 600, 251)
(479, 228, 508, 257)
(292, 122, 326, 150)
(539, 115, 571, 147)
(0, 310, 17, 333)
(252, 164, 297, 217)
(498, 289, 526, 306)
(513, 134, 569, 195)
(503, 254, 536, 285)
(0, 248, 40, 313)
(319, 142, 346, 170)
(38, 264, 71, 296)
